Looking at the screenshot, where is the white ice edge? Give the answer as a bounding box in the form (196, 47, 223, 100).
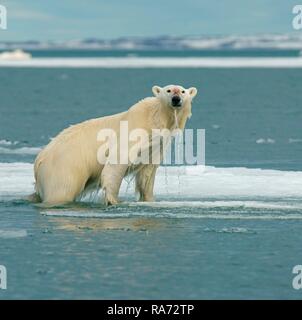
(1, 162, 302, 202)
(41, 211, 302, 220)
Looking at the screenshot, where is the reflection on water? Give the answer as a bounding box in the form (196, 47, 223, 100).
(35, 202, 166, 231)
(48, 217, 165, 232)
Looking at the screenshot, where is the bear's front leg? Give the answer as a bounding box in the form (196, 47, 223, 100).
(101, 164, 128, 205)
(135, 165, 158, 202)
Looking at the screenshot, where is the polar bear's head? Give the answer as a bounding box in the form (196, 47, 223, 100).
(152, 84, 197, 109)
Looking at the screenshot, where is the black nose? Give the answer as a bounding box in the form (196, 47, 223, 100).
(172, 96, 181, 106)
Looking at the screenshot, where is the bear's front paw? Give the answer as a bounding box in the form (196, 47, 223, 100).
(139, 195, 155, 202)
(104, 194, 119, 206)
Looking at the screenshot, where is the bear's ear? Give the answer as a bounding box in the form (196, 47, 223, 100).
(188, 87, 198, 99)
(152, 85, 162, 97)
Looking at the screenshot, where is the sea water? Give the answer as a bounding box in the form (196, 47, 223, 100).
(0, 59, 302, 299)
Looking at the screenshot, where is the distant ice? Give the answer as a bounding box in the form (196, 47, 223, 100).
(211, 124, 220, 130)
(0, 49, 32, 61)
(0, 146, 42, 155)
(289, 138, 302, 144)
(0, 229, 27, 239)
(1, 34, 302, 51)
(1, 57, 302, 68)
(204, 227, 255, 234)
(0, 139, 19, 146)
(0, 139, 42, 155)
(256, 138, 275, 144)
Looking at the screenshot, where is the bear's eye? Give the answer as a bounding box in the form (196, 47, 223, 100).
(182, 90, 185, 94)
(167, 89, 171, 93)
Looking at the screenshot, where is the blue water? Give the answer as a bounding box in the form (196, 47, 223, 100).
(1, 48, 300, 58)
(1, 61, 302, 299)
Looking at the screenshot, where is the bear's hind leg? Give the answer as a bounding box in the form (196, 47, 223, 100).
(40, 190, 78, 207)
(101, 164, 128, 205)
(135, 165, 158, 202)
(37, 174, 85, 207)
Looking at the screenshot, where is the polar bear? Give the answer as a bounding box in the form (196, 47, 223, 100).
(30, 84, 197, 207)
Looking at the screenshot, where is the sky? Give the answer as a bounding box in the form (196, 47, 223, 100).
(0, 0, 301, 41)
